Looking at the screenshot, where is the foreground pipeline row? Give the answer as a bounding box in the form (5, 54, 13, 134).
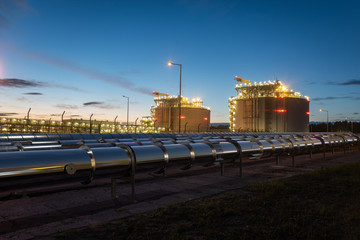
(0, 132, 359, 184)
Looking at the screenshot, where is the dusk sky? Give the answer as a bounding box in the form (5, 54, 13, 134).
(0, 0, 359, 123)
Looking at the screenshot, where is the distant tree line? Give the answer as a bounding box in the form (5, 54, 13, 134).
(209, 121, 360, 133)
(310, 121, 359, 133)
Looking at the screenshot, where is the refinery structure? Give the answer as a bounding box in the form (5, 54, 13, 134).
(229, 76, 310, 132)
(1, 77, 311, 134)
(0, 116, 163, 134)
(152, 91, 210, 132)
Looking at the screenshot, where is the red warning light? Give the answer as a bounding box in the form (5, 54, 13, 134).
(306, 111, 310, 115)
(274, 109, 287, 113)
(204, 117, 208, 121)
(179, 116, 186, 119)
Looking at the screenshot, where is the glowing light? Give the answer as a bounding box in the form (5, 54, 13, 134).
(274, 109, 287, 113)
(168, 61, 173, 66)
(203, 117, 208, 121)
(306, 111, 310, 115)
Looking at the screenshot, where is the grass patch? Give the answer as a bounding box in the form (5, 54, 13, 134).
(52, 162, 360, 240)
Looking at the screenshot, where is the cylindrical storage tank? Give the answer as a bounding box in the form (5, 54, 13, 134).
(131, 145, 165, 165)
(0, 149, 92, 179)
(91, 147, 131, 170)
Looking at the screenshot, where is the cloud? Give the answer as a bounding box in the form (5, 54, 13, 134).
(0, 78, 84, 92)
(83, 101, 120, 109)
(23, 92, 43, 95)
(354, 113, 359, 115)
(70, 114, 81, 117)
(0, 78, 44, 88)
(18, 49, 153, 95)
(83, 101, 104, 106)
(54, 104, 79, 110)
(328, 79, 360, 86)
(0, 112, 17, 116)
(44, 82, 85, 92)
(311, 96, 352, 101)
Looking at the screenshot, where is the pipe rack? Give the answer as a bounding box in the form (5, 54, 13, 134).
(0, 132, 359, 201)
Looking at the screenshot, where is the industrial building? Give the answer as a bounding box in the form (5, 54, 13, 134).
(229, 76, 310, 132)
(0, 116, 165, 134)
(152, 91, 210, 132)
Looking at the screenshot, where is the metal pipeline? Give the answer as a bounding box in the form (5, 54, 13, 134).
(0, 132, 358, 184)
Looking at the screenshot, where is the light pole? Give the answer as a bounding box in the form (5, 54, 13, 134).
(123, 95, 129, 131)
(61, 111, 65, 133)
(27, 107, 31, 133)
(320, 109, 329, 132)
(168, 61, 182, 133)
(135, 117, 139, 133)
(114, 115, 118, 133)
(89, 113, 94, 133)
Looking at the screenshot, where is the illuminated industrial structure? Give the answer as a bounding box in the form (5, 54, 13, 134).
(0, 117, 165, 134)
(152, 91, 210, 132)
(229, 76, 310, 132)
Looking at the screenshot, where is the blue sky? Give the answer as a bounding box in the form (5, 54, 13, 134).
(0, 0, 359, 123)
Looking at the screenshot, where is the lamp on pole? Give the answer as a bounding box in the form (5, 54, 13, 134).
(61, 111, 65, 132)
(89, 113, 94, 133)
(27, 107, 31, 133)
(122, 95, 129, 131)
(135, 117, 139, 134)
(168, 61, 182, 133)
(114, 115, 118, 133)
(320, 109, 329, 132)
